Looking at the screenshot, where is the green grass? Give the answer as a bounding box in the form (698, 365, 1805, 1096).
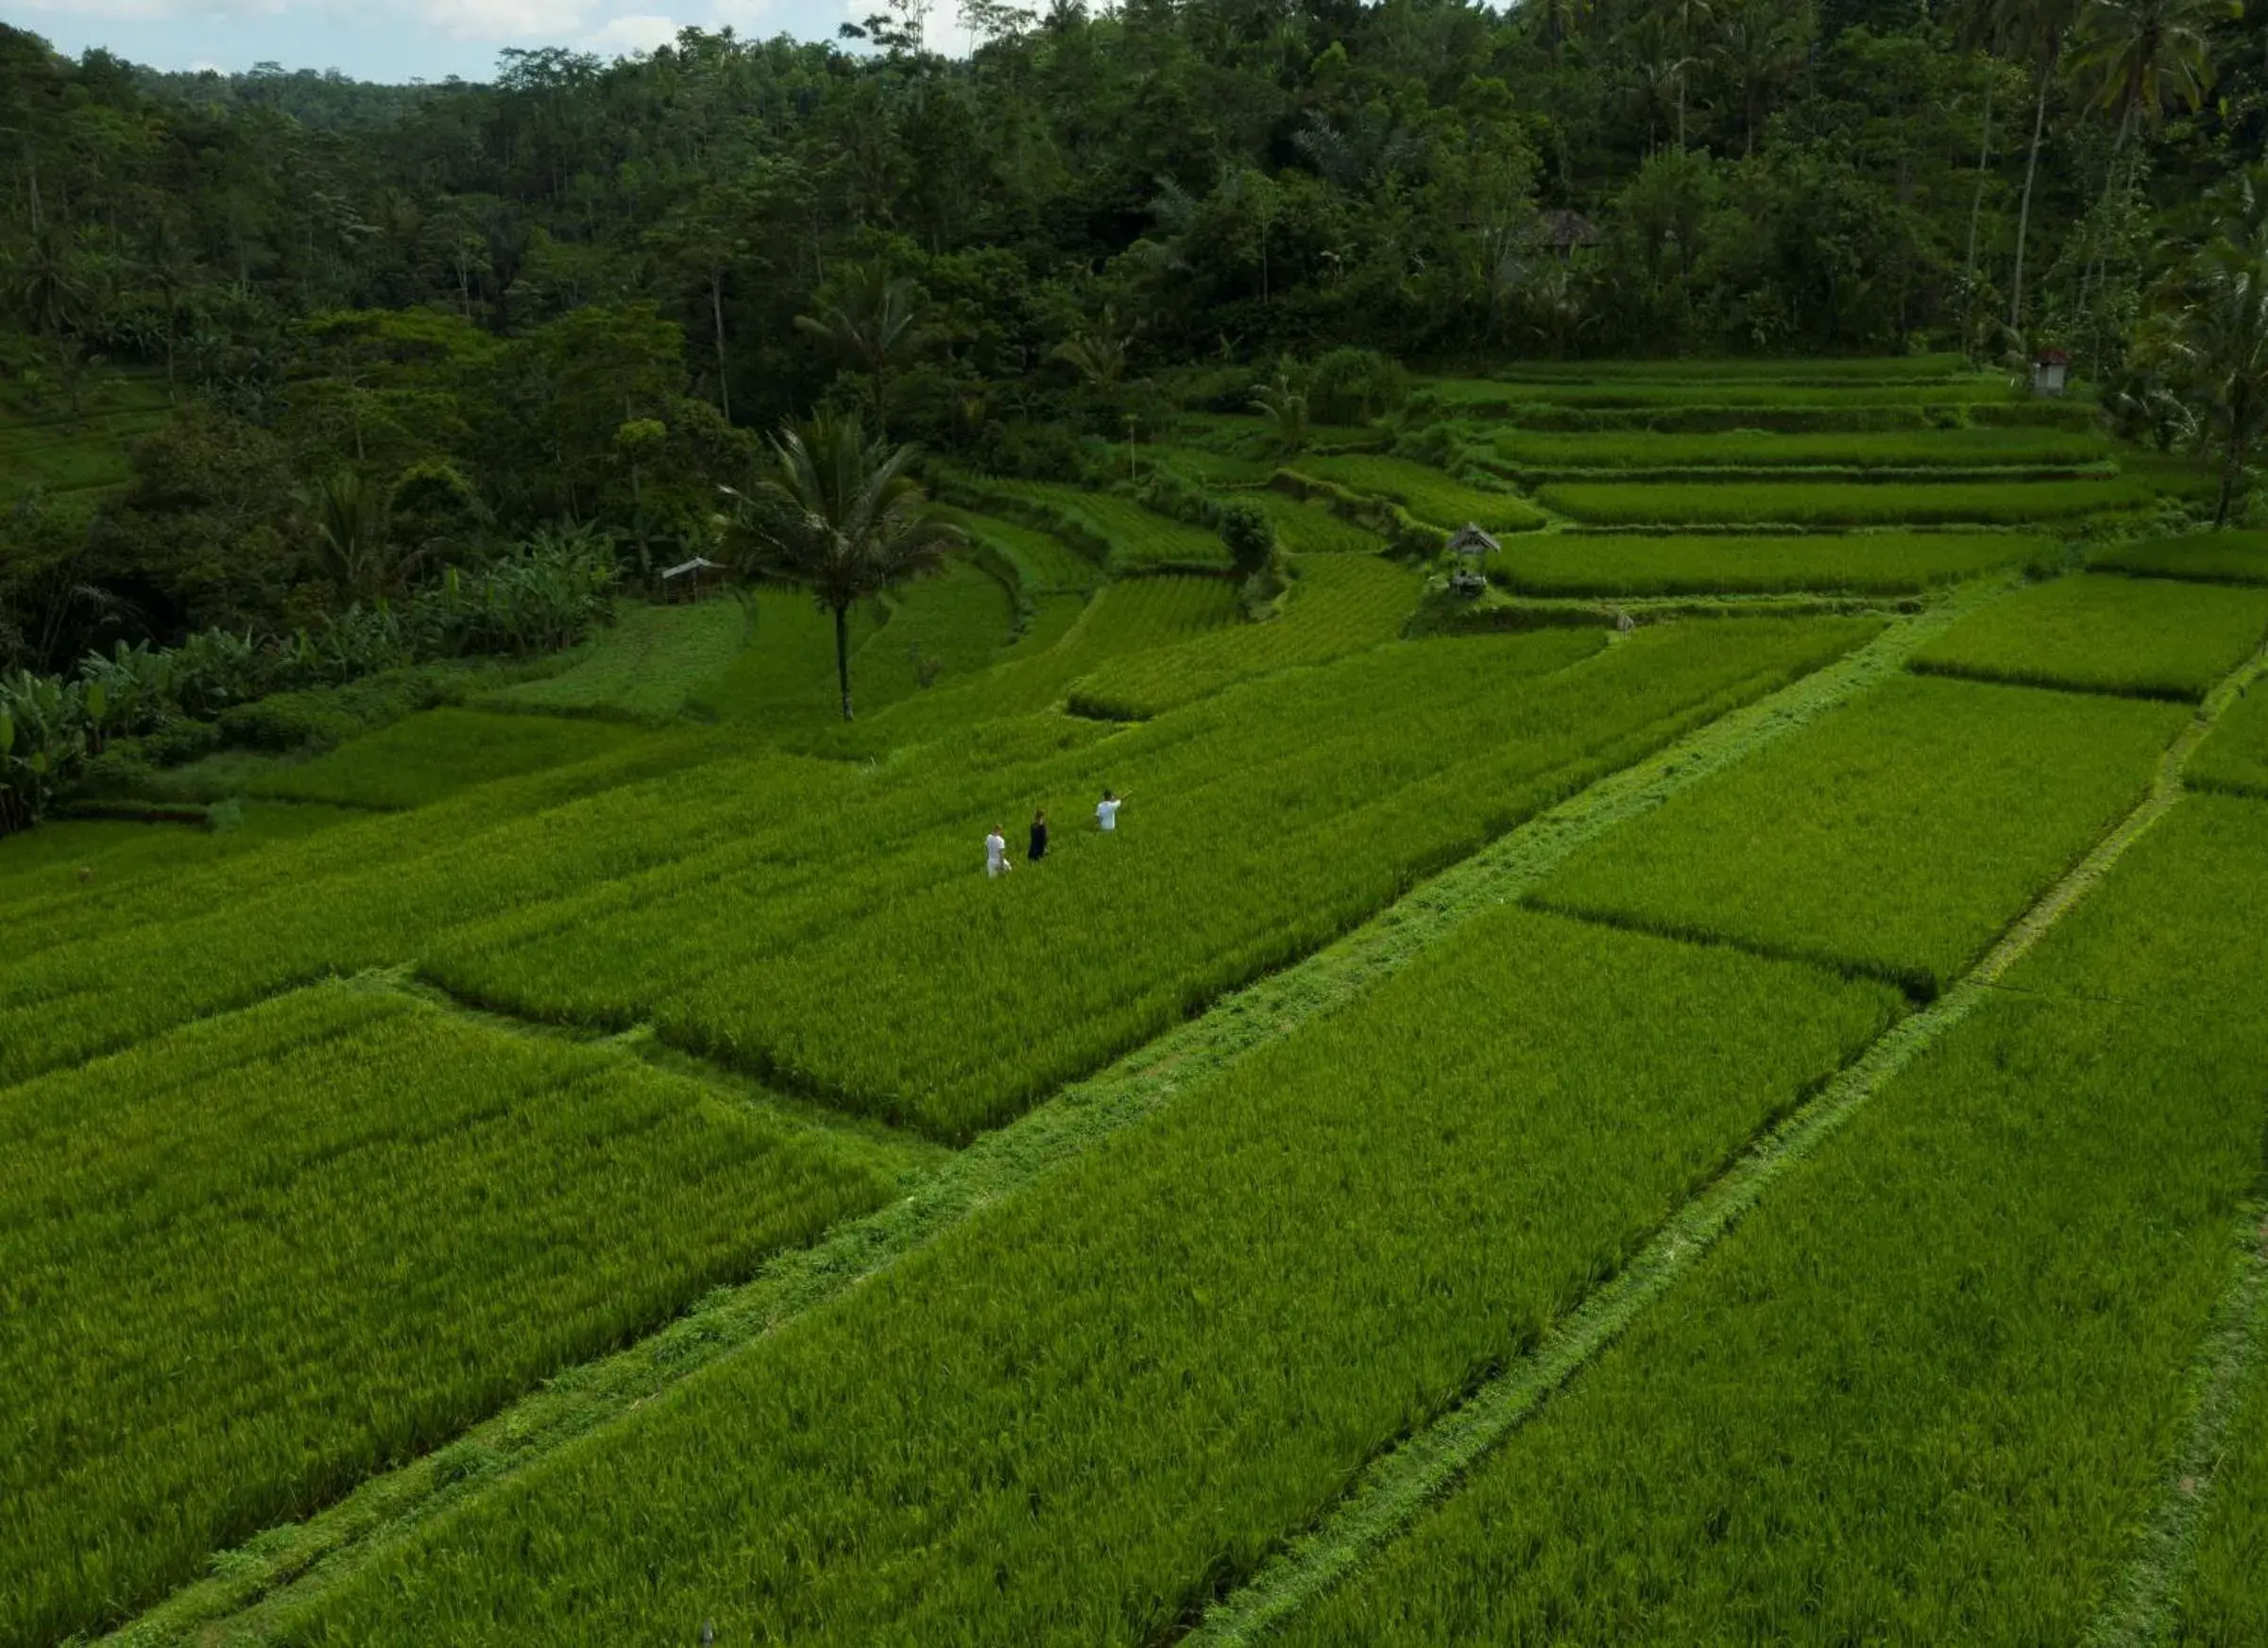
(482, 602, 748, 722)
(2093, 529, 2268, 586)
(1290, 453, 1545, 533)
(0, 980, 903, 1648)
(1243, 487, 1388, 553)
(1537, 476, 2157, 526)
(1531, 674, 2187, 995)
(247, 709, 645, 809)
(1493, 530, 2054, 597)
(1492, 425, 2112, 473)
(281, 909, 1897, 1647)
(1065, 554, 1422, 719)
(993, 481, 1234, 571)
(418, 619, 1871, 1141)
(1911, 575, 2268, 702)
(1287, 822, 2267, 1644)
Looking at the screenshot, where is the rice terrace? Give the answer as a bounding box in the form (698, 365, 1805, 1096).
(8, 8, 2268, 1647)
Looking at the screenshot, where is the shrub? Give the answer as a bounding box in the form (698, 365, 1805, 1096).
(1219, 499, 1275, 579)
(1305, 347, 1408, 424)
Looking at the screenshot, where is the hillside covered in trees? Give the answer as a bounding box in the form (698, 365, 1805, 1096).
(2, 0, 2262, 670)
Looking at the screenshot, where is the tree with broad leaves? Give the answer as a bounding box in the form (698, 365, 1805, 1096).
(2156, 164, 2268, 526)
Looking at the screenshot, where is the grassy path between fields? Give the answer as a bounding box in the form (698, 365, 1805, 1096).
(104, 583, 2000, 1647)
(2084, 1203, 2268, 1647)
(1181, 633, 2268, 1647)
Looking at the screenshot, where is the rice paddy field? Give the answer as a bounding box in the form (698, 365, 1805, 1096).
(9, 359, 2267, 1648)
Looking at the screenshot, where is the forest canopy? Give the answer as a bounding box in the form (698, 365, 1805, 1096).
(1, 0, 2262, 667)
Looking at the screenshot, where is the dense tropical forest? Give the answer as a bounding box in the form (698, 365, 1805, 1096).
(2, 0, 2262, 692)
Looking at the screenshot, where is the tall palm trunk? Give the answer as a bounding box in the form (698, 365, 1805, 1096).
(834, 602, 855, 720)
(1963, 73, 1996, 338)
(2009, 42, 2058, 343)
(710, 269, 732, 423)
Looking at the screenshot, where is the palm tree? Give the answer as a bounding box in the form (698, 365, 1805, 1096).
(2002, 0, 2084, 346)
(1250, 365, 1309, 456)
(793, 263, 929, 432)
(717, 414, 963, 720)
(307, 472, 420, 605)
(2072, 0, 2216, 138)
(1709, 0, 1811, 156)
(2069, 0, 2217, 343)
(2162, 166, 2268, 525)
(1051, 310, 1131, 387)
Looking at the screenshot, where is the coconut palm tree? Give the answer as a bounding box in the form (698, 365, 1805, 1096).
(1250, 365, 1309, 456)
(307, 472, 421, 605)
(717, 413, 963, 721)
(2000, 0, 2084, 346)
(2161, 165, 2268, 525)
(793, 262, 930, 433)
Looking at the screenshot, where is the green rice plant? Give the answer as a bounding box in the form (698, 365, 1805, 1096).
(691, 561, 1016, 727)
(1288, 835, 2268, 1644)
(2182, 1361, 2268, 1647)
(0, 804, 347, 914)
(1910, 575, 2268, 702)
(1150, 446, 1278, 486)
(1177, 413, 1388, 451)
(247, 708, 645, 809)
(1492, 426, 2113, 473)
(482, 601, 749, 722)
(1481, 354, 1970, 382)
(0, 980, 900, 1648)
(2013, 791, 2268, 1014)
(1494, 531, 2054, 597)
(286, 909, 1900, 1646)
(434, 619, 1874, 1139)
(1432, 376, 2017, 410)
(0, 729, 760, 1074)
(1531, 674, 2187, 995)
(2092, 529, 2268, 586)
(1243, 487, 1387, 552)
(1536, 476, 2158, 527)
(934, 505, 1101, 593)
(1064, 555, 1422, 720)
(818, 576, 1242, 756)
(994, 481, 1233, 571)
(1290, 453, 1544, 533)
(2189, 684, 2268, 798)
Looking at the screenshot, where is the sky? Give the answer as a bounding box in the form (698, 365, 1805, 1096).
(8, 0, 980, 83)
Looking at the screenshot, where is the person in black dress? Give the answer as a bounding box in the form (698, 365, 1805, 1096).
(1028, 808, 1049, 862)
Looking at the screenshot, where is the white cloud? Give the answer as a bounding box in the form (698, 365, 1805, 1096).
(583, 10, 677, 52)
(420, 0, 590, 39)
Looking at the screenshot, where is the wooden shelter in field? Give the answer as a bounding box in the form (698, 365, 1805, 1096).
(1447, 523, 1500, 595)
(660, 555, 724, 602)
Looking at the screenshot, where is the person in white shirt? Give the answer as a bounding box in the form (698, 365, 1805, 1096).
(985, 826, 1012, 877)
(1096, 789, 1126, 832)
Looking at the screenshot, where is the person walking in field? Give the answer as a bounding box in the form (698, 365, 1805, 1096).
(985, 825, 1012, 878)
(1097, 789, 1126, 832)
(1028, 808, 1049, 862)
